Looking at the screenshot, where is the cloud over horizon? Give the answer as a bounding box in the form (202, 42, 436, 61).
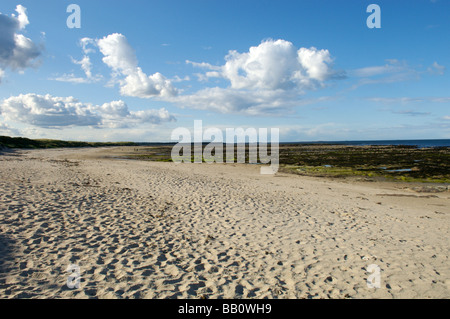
(0, 93, 176, 129)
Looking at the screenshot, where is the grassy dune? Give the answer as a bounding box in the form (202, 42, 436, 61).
(0, 136, 137, 149)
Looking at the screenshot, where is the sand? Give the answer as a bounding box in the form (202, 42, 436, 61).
(0, 147, 449, 299)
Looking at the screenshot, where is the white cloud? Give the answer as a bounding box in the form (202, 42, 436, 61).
(99, 100, 130, 119)
(12, 5, 29, 30)
(99, 100, 176, 128)
(0, 122, 20, 136)
(186, 60, 221, 70)
(366, 96, 450, 104)
(349, 60, 445, 90)
(0, 5, 42, 76)
(120, 68, 177, 98)
(97, 33, 177, 98)
(52, 38, 102, 84)
(297, 47, 334, 82)
(351, 59, 414, 78)
(51, 74, 88, 84)
(170, 87, 305, 115)
(352, 65, 394, 78)
(171, 75, 190, 82)
(0, 94, 176, 128)
(72, 55, 93, 79)
(97, 33, 137, 74)
(427, 62, 445, 75)
(51, 73, 101, 84)
(201, 39, 338, 90)
(80, 37, 96, 54)
(1, 94, 100, 127)
(68, 54, 102, 83)
(177, 39, 341, 114)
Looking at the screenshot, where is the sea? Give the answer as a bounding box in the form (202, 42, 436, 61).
(287, 139, 450, 148)
(140, 139, 450, 148)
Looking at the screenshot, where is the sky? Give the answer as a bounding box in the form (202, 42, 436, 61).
(0, 0, 449, 142)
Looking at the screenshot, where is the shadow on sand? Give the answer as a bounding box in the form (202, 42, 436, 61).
(0, 233, 16, 276)
(0, 147, 20, 156)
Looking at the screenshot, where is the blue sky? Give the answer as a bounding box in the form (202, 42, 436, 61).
(0, 0, 449, 142)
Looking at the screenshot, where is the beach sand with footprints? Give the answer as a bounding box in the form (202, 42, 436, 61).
(0, 147, 449, 299)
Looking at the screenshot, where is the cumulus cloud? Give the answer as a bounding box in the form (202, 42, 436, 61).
(120, 69, 177, 98)
(97, 33, 137, 74)
(0, 5, 42, 78)
(99, 100, 176, 128)
(193, 39, 338, 91)
(12, 5, 29, 30)
(1, 94, 100, 127)
(51, 33, 175, 92)
(96, 33, 177, 98)
(0, 94, 176, 128)
(177, 39, 341, 114)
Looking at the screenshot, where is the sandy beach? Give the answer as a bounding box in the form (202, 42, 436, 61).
(0, 147, 449, 299)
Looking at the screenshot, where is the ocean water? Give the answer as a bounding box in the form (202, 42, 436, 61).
(141, 139, 450, 148)
(288, 139, 450, 148)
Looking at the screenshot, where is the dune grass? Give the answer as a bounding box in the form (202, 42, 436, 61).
(0, 136, 137, 149)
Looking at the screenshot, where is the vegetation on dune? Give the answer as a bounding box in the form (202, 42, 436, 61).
(0, 136, 137, 149)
